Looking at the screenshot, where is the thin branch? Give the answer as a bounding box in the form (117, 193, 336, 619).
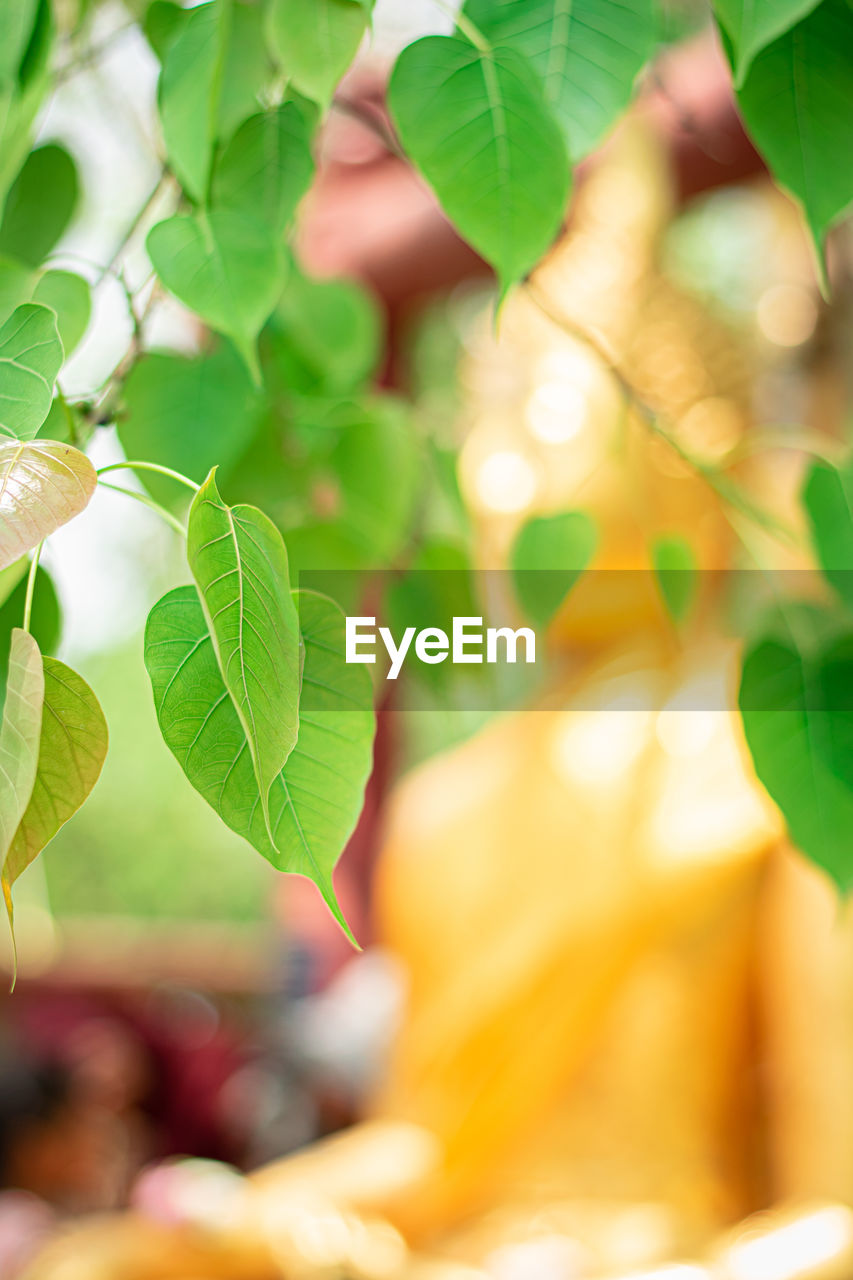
(331, 94, 405, 159)
(99, 169, 173, 284)
(97, 482, 188, 538)
(524, 279, 800, 548)
(22, 543, 44, 633)
(97, 460, 199, 492)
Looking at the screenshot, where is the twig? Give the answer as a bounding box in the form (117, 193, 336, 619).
(524, 279, 800, 548)
(331, 94, 405, 160)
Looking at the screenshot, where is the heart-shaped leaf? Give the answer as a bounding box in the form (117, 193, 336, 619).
(511, 510, 598, 627)
(147, 211, 287, 380)
(462, 0, 657, 160)
(735, 0, 853, 275)
(32, 270, 91, 356)
(118, 343, 262, 507)
(0, 0, 39, 85)
(0, 439, 97, 571)
(266, 0, 370, 107)
(0, 143, 79, 267)
(0, 629, 42, 872)
(802, 457, 853, 611)
(713, 0, 821, 87)
(211, 104, 315, 237)
(144, 586, 374, 941)
(0, 303, 63, 439)
(0, 562, 59, 716)
(740, 607, 853, 890)
(3, 656, 107, 897)
(651, 534, 697, 625)
(186, 470, 301, 825)
(157, 0, 226, 201)
(389, 36, 570, 299)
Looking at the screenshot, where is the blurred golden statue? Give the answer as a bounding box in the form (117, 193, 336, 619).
(25, 125, 853, 1280)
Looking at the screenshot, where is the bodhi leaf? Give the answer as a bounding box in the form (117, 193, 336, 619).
(0, 0, 54, 209)
(157, 0, 226, 201)
(739, 607, 853, 891)
(0, 0, 39, 85)
(0, 629, 43, 892)
(186, 470, 301, 822)
(267, 0, 371, 107)
(217, 1, 272, 141)
(144, 586, 374, 942)
(211, 104, 315, 237)
(713, 0, 821, 87)
(735, 0, 853, 277)
(388, 35, 570, 298)
(0, 563, 59, 717)
(147, 211, 287, 380)
(0, 303, 63, 439)
(462, 0, 657, 160)
(511, 510, 598, 627)
(118, 343, 261, 507)
(266, 264, 380, 394)
(802, 458, 853, 611)
(32, 271, 91, 356)
(3, 657, 107, 903)
(0, 143, 79, 267)
(651, 534, 697, 625)
(144, 0, 188, 61)
(0, 440, 97, 571)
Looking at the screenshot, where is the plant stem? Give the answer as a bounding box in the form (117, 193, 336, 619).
(96, 460, 200, 492)
(98, 482, 188, 538)
(524, 280, 801, 550)
(22, 543, 44, 634)
(98, 169, 173, 284)
(431, 0, 490, 50)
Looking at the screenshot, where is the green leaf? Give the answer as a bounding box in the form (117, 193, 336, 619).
(217, 0, 272, 141)
(143, 0, 189, 61)
(388, 35, 570, 298)
(3, 656, 107, 896)
(146, 211, 287, 380)
(0, 563, 59, 717)
(328, 398, 419, 563)
(802, 458, 853, 611)
(266, 0, 370, 107)
(0, 255, 35, 324)
(0, 0, 39, 85)
(212, 104, 315, 237)
(144, 586, 374, 941)
(510, 510, 597, 627)
(0, 303, 63, 439)
(0, 143, 78, 267)
(739, 607, 853, 890)
(157, 0, 226, 201)
(0, 629, 42, 873)
(0, 439, 97, 571)
(266, 263, 380, 394)
(462, 0, 657, 159)
(735, 0, 853, 274)
(186, 470, 302, 821)
(713, 0, 821, 86)
(32, 270, 90, 355)
(118, 343, 261, 507)
(651, 534, 697, 625)
(0, 0, 53, 208)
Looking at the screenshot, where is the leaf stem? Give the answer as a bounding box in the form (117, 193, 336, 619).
(524, 280, 801, 550)
(96, 460, 200, 492)
(22, 543, 44, 634)
(98, 482, 188, 538)
(431, 0, 490, 50)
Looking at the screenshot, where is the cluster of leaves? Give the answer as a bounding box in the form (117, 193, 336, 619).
(1, 0, 853, 951)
